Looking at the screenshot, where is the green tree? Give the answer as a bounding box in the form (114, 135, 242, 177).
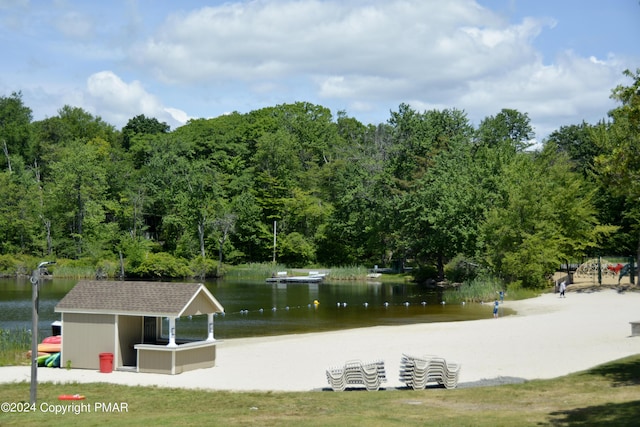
(252, 129, 300, 222)
(548, 121, 632, 256)
(229, 191, 265, 262)
(397, 109, 477, 279)
(0, 92, 33, 171)
(404, 138, 483, 280)
(593, 69, 640, 271)
(172, 113, 253, 197)
(316, 118, 390, 266)
(0, 166, 41, 254)
(121, 114, 169, 150)
(476, 108, 535, 152)
(547, 122, 601, 177)
(480, 147, 609, 287)
(45, 138, 112, 258)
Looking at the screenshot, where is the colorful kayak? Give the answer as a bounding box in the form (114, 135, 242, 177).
(37, 354, 49, 366)
(26, 350, 50, 358)
(42, 335, 62, 344)
(38, 343, 61, 353)
(45, 352, 60, 368)
(58, 394, 85, 401)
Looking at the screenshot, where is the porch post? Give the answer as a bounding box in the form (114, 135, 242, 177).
(207, 313, 215, 341)
(168, 317, 177, 347)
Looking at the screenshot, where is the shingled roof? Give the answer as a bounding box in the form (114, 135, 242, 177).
(55, 281, 224, 317)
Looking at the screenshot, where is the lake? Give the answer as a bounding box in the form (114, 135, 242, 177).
(0, 277, 497, 341)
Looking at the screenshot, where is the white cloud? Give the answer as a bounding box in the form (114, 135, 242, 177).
(130, 0, 509, 84)
(2, 0, 634, 140)
(86, 71, 189, 129)
(164, 107, 189, 124)
(121, 0, 632, 138)
(458, 50, 622, 137)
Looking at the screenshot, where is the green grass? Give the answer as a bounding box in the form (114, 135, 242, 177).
(1, 354, 639, 426)
(0, 328, 31, 366)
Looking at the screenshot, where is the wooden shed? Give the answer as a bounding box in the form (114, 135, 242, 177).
(55, 281, 224, 375)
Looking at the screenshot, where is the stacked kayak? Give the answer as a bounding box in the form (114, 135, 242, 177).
(38, 335, 61, 353)
(28, 335, 62, 367)
(44, 352, 61, 368)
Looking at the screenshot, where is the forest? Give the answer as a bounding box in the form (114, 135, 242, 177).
(0, 69, 638, 287)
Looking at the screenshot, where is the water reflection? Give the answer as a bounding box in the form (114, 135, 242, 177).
(0, 278, 505, 340)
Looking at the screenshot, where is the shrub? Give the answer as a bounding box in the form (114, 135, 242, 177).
(129, 252, 192, 278)
(444, 254, 479, 283)
(189, 257, 218, 279)
(95, 259, 119, 279)
(412, 264, 439, 284)
(0, 255, 20, 276)
(278, 232, 316, 267)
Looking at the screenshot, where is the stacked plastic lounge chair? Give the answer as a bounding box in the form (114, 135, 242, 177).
(399, 354, 461, 389)
(326, 365, 347, 391)
(326, 359, 387, 391)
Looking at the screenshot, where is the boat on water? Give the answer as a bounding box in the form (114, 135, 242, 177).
(266, 271, 327, 283)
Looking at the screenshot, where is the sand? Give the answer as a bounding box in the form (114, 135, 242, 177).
(2, 287, 639, 392)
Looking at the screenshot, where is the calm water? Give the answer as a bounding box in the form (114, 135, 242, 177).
(0, 277, 501, 341)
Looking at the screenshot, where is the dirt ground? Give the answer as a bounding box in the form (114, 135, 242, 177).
(553, 270, 638, 293)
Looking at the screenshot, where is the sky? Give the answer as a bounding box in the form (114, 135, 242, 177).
(1, 0, 639, 141)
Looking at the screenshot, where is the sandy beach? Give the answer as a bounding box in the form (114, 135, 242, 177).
(2, 287, 639, 392)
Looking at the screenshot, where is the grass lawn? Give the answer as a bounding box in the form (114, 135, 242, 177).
(1, 354, 639, 426)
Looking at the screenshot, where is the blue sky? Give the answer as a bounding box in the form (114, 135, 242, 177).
(1, 0, 638, 141)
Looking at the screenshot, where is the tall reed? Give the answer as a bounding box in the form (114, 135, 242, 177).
(0, 328, 31, 366)
(444, 275, 542, 303)
(443, 275, 505, 303)
(324, 265, 368, 280)
(51, 265, 98, 279)
(225, 263, 290, 280)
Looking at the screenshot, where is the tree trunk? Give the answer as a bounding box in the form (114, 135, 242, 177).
(217, 230, 229, 278)
(2, 140, 11, 173)
(218, 238, 224, 277)
(119, 250, 125, 279)
(75, 179, 83, 257)
(43, 218, 52, 255)
(437, 254, 445, 281)
(198, 221, 206, 259)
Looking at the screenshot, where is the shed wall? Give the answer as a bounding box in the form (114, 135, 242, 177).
(175, 345, 216, 372)
(137, 349, 173, 374)
(61, 313, 116, 370)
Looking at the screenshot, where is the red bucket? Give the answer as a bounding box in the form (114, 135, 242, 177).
(99, 352, 113, 373)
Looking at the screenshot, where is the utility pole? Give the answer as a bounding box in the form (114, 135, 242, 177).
(272, 221, 277, 264)
(30, 261, 55, 404)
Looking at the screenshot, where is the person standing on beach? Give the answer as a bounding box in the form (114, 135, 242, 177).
(559, 281, 566, 298)
(493, 299, 499, 318)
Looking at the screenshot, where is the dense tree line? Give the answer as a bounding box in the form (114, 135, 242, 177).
(1, 69, 638, 286)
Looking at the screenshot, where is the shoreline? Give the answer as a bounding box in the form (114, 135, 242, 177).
(1, 288, 639, 392)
